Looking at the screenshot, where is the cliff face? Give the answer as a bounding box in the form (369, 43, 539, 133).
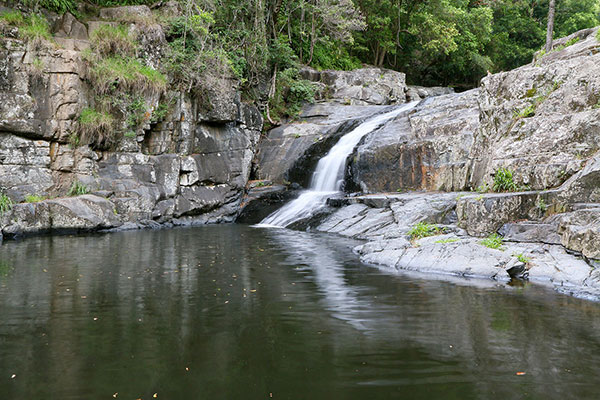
(0, 6, 262, 237)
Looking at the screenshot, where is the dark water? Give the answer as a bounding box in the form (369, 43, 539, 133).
(1, 226, 600, 400)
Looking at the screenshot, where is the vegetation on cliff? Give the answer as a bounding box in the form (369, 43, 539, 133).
(6, 0, 598, 90)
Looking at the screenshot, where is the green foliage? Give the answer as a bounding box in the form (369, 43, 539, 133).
(0, 11, 51, 45)
(150, 99, 172, 124)
(476, 182, 490, 193)
(514, 103, 536, 118)
(19, 13, 51, 43)
(408, 222, 442, 240)
(435, 237, 459, 244)
(24, 194, 45, 203)
(68, 181, 90, 196)
(536, 198, 548, 214)
(480, 233, 504, 250)
(492, 168, 519, 192)
(88, 56, 167, 95)
(90, 24, 136, 57)
(269, 67, 316, 121)
(0, 192, 13, 215)
(513, 253, 531, 264)
(0, 10, 25, 26)
(35, 0, 77, 14)
(77, 107, 115, 148)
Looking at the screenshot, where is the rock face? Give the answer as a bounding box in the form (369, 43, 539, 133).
(467, 27, 600, 191)
(300, 66, 407, 105)
(255, 104, 391, 185)
(349, 89, 479, 192)
(0, 6, 262, 237)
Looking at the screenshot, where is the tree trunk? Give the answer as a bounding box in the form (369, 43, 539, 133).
(307, 9, 315, 65)
(545, 0, 556, 52)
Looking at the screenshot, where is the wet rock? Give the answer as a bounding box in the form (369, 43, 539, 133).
(349, 90, 479, 192)
(255, 104, 390, 185)
(236, 184, 297, 224)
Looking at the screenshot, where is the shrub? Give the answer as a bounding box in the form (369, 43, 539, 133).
(68, 181, 89, 196)
(77, 107, 115, 147)
(24, 194, 45, 203)
(0, 192, 13, 215)
(492, 168, 519, 192)
(408, 222, 442, 240)
(480, 233, 504, 250)
(90, 24, 137, 57)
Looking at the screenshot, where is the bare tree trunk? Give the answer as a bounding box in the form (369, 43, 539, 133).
(545, 0, 556, 52)
(307, 9, 315, 65)
(299, 3, 305, 63)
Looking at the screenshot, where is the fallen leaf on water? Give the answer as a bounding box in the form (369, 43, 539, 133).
(153, 393, 158, 398)
(93, 317, 98, 321)
(250, 289, 257, 293)
(516, 372, 526, 376)
(185, 367, 189, 371)
(112, 393, 118, 398)
(10, 374, 16, 379)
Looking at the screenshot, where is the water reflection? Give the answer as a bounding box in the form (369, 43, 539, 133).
(0, 226, 599, 399)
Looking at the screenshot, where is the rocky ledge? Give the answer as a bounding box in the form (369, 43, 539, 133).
(250, 26, 600, 301)
(310, 192, 600, 301)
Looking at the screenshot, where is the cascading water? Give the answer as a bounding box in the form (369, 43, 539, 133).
(258, 102, 418, 228)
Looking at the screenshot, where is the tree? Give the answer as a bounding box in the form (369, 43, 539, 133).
(545, 0, 556, 52)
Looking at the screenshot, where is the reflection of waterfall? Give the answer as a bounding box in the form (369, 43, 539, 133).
(259, 102, 419, 228)
(266, 229, 373, 331)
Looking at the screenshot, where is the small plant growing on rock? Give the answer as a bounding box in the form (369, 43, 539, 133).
(492, 168, 519, 192)
(536, 198, 548, 214)
(68, 181, 89, 196)
(77, 107, 116, 148)
(513, 253, 531, 264)
(480, 233, 504, 250)
(408, 222, 442, 240)
(0, 192, 13, 215)
(24, 194, 45, 203)
(477, 182, 490, 193)
(90, 24, 137, 58)
(435, 237, 459, 244)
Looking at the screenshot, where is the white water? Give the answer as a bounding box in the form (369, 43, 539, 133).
(258, 102, 418, 228)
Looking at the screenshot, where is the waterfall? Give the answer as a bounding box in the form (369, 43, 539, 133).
(258, 102, 418, 228)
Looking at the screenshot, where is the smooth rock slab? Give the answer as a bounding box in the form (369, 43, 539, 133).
(1, 195, 121, 237)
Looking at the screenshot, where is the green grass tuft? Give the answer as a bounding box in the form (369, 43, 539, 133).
(24, 194, 45, 203)
(89, 56, 167, 95)
(492, 168, 519, 192)
(480, 233, 504, 250)
(0, 192, 13, 215)
(90, 24, 137, 57)
(408, 222, 442, 240)
(67, 181, 90, 196)
(513, 253, 531, 264)
(435, 237, 459, 244)
(77, 107, 115, 148)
